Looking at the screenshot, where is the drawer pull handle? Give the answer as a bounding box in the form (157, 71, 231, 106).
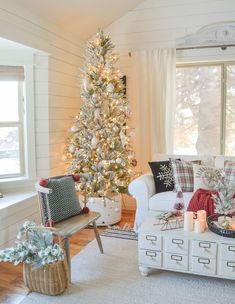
(172, 238, 184, 246)
(228, 245, 235, 252)
(146, 235, 157, 242)
(146, 251, 157, 258)
(227, 261, 235, 269)
(171, 254, 182, 262)
(199, 242, 211, 249)
(198, 258, 210, 265)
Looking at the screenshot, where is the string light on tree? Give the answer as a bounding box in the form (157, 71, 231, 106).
(63, 30, 137, 197)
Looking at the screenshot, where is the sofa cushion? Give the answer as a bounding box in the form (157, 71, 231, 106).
(171, 159, 194, 192)
(149, 191, 194, 211)
(148, 161, 175, 193)
(193, 164, 222, 191)
(224, 160, 235, 184)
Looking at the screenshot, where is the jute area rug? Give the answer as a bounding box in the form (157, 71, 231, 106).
(20, 237, 235, 304)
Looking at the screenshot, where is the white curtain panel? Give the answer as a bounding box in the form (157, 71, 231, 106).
(131, 48, 176, 172)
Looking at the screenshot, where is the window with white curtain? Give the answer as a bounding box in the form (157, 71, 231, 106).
(0, 66, 25, 178)
(174, 62, 235, 156)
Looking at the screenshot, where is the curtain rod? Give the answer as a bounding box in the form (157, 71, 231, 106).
(176, 44, 235, 51)
(128, 44, 235, 56)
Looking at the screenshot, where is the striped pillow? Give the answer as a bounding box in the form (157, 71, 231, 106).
(171, 159, 194, 192)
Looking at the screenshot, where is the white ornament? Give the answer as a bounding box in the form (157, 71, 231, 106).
(83, 78, 88, 90)
(68, 144, 75, 153)
(114, 207, 119, 213)
(91, 136, 98, 148)
(116, 158, 122, 164)
(61, 155, 67, 161)
(71, 126, 78, 132)
(120, 131, 126, 147)
(107, 83, 114, 93)
(94, 108, 100, 120)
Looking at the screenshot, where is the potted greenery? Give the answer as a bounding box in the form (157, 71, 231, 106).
(207, 172, 235, 237)
(0, 221, 68, 295)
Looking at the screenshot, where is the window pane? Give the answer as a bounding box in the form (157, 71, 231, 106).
(0, 127, 20, 176)
(174, 66, 221, 155)
(0, 81, 19, 122)
(225, 65, 235, 156)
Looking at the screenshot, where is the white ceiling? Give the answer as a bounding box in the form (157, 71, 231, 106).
(10, 0, 144, 40)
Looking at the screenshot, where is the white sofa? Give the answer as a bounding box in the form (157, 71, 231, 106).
(128, 154, 234, 231)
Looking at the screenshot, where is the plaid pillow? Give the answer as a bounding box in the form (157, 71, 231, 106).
(224, 161, 235, 184)
(171, 159, 194, 192)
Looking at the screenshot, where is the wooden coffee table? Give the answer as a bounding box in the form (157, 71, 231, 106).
(138, 213, 235, 280)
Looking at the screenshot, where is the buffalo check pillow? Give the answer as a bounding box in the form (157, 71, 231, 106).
(171, 159, 194, 192)
(224, 160, 235, 184)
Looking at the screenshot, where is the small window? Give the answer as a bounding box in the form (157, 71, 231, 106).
(0, 66, 25, 179)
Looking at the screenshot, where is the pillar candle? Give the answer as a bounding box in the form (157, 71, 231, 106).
(194, 219, 205, 233)
(197, 210, 207, 221)
(184, 211, 194, 231)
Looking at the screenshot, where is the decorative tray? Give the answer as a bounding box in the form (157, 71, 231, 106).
(207, 214, 235, 238)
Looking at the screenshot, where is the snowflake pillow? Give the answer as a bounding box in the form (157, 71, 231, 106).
(149, 161, 175, 193)
(193, 164, 223, 192)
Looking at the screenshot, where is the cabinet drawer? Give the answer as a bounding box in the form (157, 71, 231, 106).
(165, 237, 188, 255)
(219, 260, 235, 279)
(191, 256, 216, 275)
(139, 249, 162, 267)
(192, 240, 217, 258)
(164, 253, 188, 271)
(220, 244, 235, 260)
(139, 234, 162, 251)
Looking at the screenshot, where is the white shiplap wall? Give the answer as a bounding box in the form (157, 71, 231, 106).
(0, 0, 85, 247)
(0, 0, 85, 178)
(105, 0, 235, 171)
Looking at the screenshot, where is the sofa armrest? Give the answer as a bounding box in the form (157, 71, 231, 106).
(128, 173, 156, 231)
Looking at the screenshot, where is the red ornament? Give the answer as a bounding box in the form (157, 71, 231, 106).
(174, 202, 184, 211)
(72, 174, 80, 182)
(39, 178, 49, 187)
(45, 220, 55, 227)
(82, 206, 90, 214)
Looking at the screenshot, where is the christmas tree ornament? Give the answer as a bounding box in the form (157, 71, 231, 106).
(70, 126, 78, 133)
(91, 136, 98, 148)
(106, 83, 114, 93)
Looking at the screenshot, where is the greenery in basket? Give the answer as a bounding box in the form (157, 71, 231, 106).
(0, 221, 64, 268)
(211, 173, 235, 229)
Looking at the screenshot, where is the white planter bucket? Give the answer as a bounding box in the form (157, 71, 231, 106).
(86, 194, 122, 226)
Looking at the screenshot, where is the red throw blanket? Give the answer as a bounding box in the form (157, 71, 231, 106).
(187, 188, 217, 216)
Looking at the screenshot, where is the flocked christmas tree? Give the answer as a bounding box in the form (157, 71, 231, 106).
(63, 30, 136, 197)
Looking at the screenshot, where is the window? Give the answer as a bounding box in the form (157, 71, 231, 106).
(0, 66, 25, 179)
(174, 63, 235, 156)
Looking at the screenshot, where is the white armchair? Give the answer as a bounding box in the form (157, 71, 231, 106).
(128, 173, 156, 232)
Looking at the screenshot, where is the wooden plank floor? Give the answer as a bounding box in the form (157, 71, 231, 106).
(0, 209, 135, 304)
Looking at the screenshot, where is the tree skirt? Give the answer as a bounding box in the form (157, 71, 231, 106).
(20, 238, 235, 304)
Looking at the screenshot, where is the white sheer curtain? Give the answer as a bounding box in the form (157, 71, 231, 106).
(131, 48, 176, 172)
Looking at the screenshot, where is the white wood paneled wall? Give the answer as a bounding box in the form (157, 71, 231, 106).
(105, 0, 235, 172)
(0, 0, 85, 246)
(0, 0, 85, 178)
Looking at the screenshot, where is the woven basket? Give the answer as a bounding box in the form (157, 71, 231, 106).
(23, 227, 69, 295)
